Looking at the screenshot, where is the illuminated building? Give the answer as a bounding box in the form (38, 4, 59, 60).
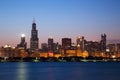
(117, 43, 120, 50)
(53, 42, 61, 54)
(17, 34, 27, 50)
(76, 44, 83, 57)
(76, 36, 85, 52)
(107, 44, 116, 53)
(54, 54, 61, 58)
(0, 45, 15, 58)
(62, 38, 72, 55)
(30, 20, 39, 52)
(82, 50, 89, 58)
(65, 50, 76, 57)
(40, 52, 48, 58)
(117, 43, 120, 57)
(107, 44, 116, 58)
(48, 38, 61, 54)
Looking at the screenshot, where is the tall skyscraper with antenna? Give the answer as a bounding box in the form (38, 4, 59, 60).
(30, 20, 39, 52)
(100, 34, 106, 53)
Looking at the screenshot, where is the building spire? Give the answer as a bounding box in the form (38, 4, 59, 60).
(30, 19, 39, 51)
(33, 18, 35, 23)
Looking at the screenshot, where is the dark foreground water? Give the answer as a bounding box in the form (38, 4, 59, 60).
(0, 62, 120, 80)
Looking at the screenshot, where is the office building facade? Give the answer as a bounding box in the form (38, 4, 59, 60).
(30, 21, 39, 51)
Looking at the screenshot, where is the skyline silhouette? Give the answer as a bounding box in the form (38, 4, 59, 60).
(0, 0, 120, 47)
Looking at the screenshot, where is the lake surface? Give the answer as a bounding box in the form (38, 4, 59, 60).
(0, 62, 120, 80)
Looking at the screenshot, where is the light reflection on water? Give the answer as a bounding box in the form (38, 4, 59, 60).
(0, 62, 120, 80)
(17, 62, 28, 80)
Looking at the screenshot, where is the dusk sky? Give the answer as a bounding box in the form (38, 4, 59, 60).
(0, 0, 120, 48)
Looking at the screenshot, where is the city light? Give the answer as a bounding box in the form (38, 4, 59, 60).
(112, 55, 115, 59)
(12, 47, 15, 49)
(50, 36, 53, 39)
(4, 44, 11, 48)
(4, 45, 8, 48)
(21, 34, 25, 38)
(106, 49, 110, 52)
(0, 21, 120, 62)
(77, 44, 80, 47)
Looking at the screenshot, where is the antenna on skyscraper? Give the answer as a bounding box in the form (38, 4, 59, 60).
(33, 18, 35, 23)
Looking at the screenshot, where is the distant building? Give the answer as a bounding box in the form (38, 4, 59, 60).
(85, 41, 101, 56)
(106, 43, 118, 58)
(30, 21, 39, 52)
(107, 44, 116, 54)
(41, 43, 48, 52)
(100, 34, 106, 53)
(117, 43, 120, 51)
(53, 42, 61, 53)
(0, 45, 15, 58)
(117, 43, 120, 57)
(62, 38, 71, 50)
(17, 34, 27, 50)
(48, 37, 54, 51)
(71, 43, 76, 50)
(76, 36, 85, 52)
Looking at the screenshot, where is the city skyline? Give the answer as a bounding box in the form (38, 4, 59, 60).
(0, 0, 120, 47)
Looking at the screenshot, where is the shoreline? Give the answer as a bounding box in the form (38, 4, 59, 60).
(0, 57, 120, 62)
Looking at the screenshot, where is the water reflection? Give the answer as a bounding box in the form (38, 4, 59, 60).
(48, 68, 54, 80)
(17, 63, 28, 80)
(0, 62, 119, 80)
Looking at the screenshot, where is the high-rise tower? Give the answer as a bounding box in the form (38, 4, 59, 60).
(62, 38, 71, 50)
(48, 37, 54, 51)
(30, 20, 39, 51)
(76, 36, 85, 52)
(100, 34, 106, 53)
(17, 34, 27, 50)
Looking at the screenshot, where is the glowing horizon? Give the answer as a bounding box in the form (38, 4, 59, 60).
(0, 0, 120, 48)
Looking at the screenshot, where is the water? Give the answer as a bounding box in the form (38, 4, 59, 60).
(0, 62, 120, 80)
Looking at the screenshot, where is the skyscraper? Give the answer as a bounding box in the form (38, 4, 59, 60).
(48, 37, 54, 51)
(76, 36, 85, 52)
(17, 34, 27, 50)
(41, 43, 48, 52)
(62, 38, 71, 50)
(30, 21, 39, 51)
(100, 34, 106, 53)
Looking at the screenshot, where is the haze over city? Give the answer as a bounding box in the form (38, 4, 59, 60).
(0, 0, 120, 48)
